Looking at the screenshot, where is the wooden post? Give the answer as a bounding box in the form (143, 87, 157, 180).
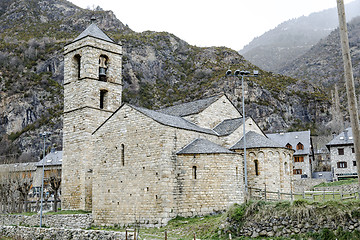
(337, 0, 360, 191)
(264, 184, 267, 201)
(341, 189, 343, 200)
(134, 228, 136, 240)
(194, 233, 196, 240)
(165, 230, 167, 240)
(126, 230, 128, 240)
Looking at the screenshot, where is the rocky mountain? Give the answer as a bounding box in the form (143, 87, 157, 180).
(240, 0, 360, 72)
(0, 0, 332, 163)
(279, 16, 360, 110)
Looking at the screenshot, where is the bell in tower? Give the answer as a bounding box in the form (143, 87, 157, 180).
(99, 55, 108, 81)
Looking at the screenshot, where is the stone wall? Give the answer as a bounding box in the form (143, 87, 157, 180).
(237, 215, 360, 238)
(92, 104, 224, 227)
(62, 33, 122, 212)
(235, 148, 294, 196)
(184, 95, 241, 129)
(0, 226, 126, 240)
(293, 178, 326, 192)
(176, 153, 244, 217)
(0, 213, 93, 229)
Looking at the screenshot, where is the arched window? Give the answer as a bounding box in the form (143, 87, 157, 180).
(192, 166, 197, 179)
(74, 54, 81, 79)
(121, 144, 125, 166)
(286, 143, 292, 149)
(99, 55, 108, 81)
(254, 160, 259, 176)
(296, 143, 304, 150)
(100, 89, 108, 109)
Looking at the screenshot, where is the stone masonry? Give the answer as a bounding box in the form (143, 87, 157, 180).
(61, 23, 295, 227)
(62, 24, 122, 211)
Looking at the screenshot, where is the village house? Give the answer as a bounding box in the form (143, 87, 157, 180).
(61, 22, 294, 226)
(267, 131, 314, 179)
(326, 127, 358, 181)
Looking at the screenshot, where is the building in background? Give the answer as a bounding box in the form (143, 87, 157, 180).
(267, 130, 314, 179)
(326, 128, 357, 181)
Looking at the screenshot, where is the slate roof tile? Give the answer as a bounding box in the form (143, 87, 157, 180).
(74, 23, 114, 42)
(230, 131, 283, 150)
(157, 95, 222, 117)
(177, 138, 234, 154)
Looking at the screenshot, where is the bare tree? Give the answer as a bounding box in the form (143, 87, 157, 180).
(49, 169, 61, 212)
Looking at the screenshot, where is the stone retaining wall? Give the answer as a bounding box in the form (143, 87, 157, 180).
(238, 216, 360, 238)
(0, 213, 93, 229)
(0, 226, 127, 240)
(314, 183, 359, 192)
(293, 178, 326, 192)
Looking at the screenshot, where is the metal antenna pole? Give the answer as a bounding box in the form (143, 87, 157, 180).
(242, 75, 248, 193)
(40, 134, 46, 227)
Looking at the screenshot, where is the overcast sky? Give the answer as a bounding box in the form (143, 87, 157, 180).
(69, 0, 355, 50)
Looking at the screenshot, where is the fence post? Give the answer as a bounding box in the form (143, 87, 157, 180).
(126, 230, 128, 240)
(194, 233, 196, 240)
(134, 228, 136, 240)
(165, 230, 167, 240)
(341, 189, 343, 200)
(264, 184, 267, 201)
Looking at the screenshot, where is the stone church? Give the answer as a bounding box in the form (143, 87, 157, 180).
(61, 22, 294, 226)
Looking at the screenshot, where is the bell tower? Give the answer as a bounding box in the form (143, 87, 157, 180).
(62, 21, 122, 210)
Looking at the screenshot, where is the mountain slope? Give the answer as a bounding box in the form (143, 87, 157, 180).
(0, 0, 332, 163)
(240, 0, 360, 72)
(279, 16, 360, 102)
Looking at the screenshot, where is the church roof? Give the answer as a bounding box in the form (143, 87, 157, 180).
(230, 131, 283, 150)
(131, 105, 217, 135)
(73, 23, 114, 43)
(177, 138, 234, 154)
(267, 130, 311, 155)
(157, 95, 223, 117)
(213, 118, 243, 136)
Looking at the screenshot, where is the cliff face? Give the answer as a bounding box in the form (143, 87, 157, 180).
(0, 0, 332, 163)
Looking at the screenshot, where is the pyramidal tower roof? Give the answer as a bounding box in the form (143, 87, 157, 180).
(73, 23, 114, 43)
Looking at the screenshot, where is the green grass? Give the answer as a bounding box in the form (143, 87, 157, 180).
(314, 178, 358, 188)
(44, 210, 91, 215)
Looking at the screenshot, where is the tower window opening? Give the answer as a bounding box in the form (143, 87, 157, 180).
(99, 55, 108, 81)
(100, 90, 108, 109)
(121, 144, 125, 166)
(74, 54, 81, 79)
(254, 160, 259, 176)
(192, 166, 197, 179)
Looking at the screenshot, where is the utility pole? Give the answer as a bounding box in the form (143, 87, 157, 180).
(336, 0, 360, 188)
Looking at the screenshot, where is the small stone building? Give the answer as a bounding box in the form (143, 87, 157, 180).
(327, 128, 357, 181)
(267, 131, 313, 179)
(61, 22, 294, 226)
